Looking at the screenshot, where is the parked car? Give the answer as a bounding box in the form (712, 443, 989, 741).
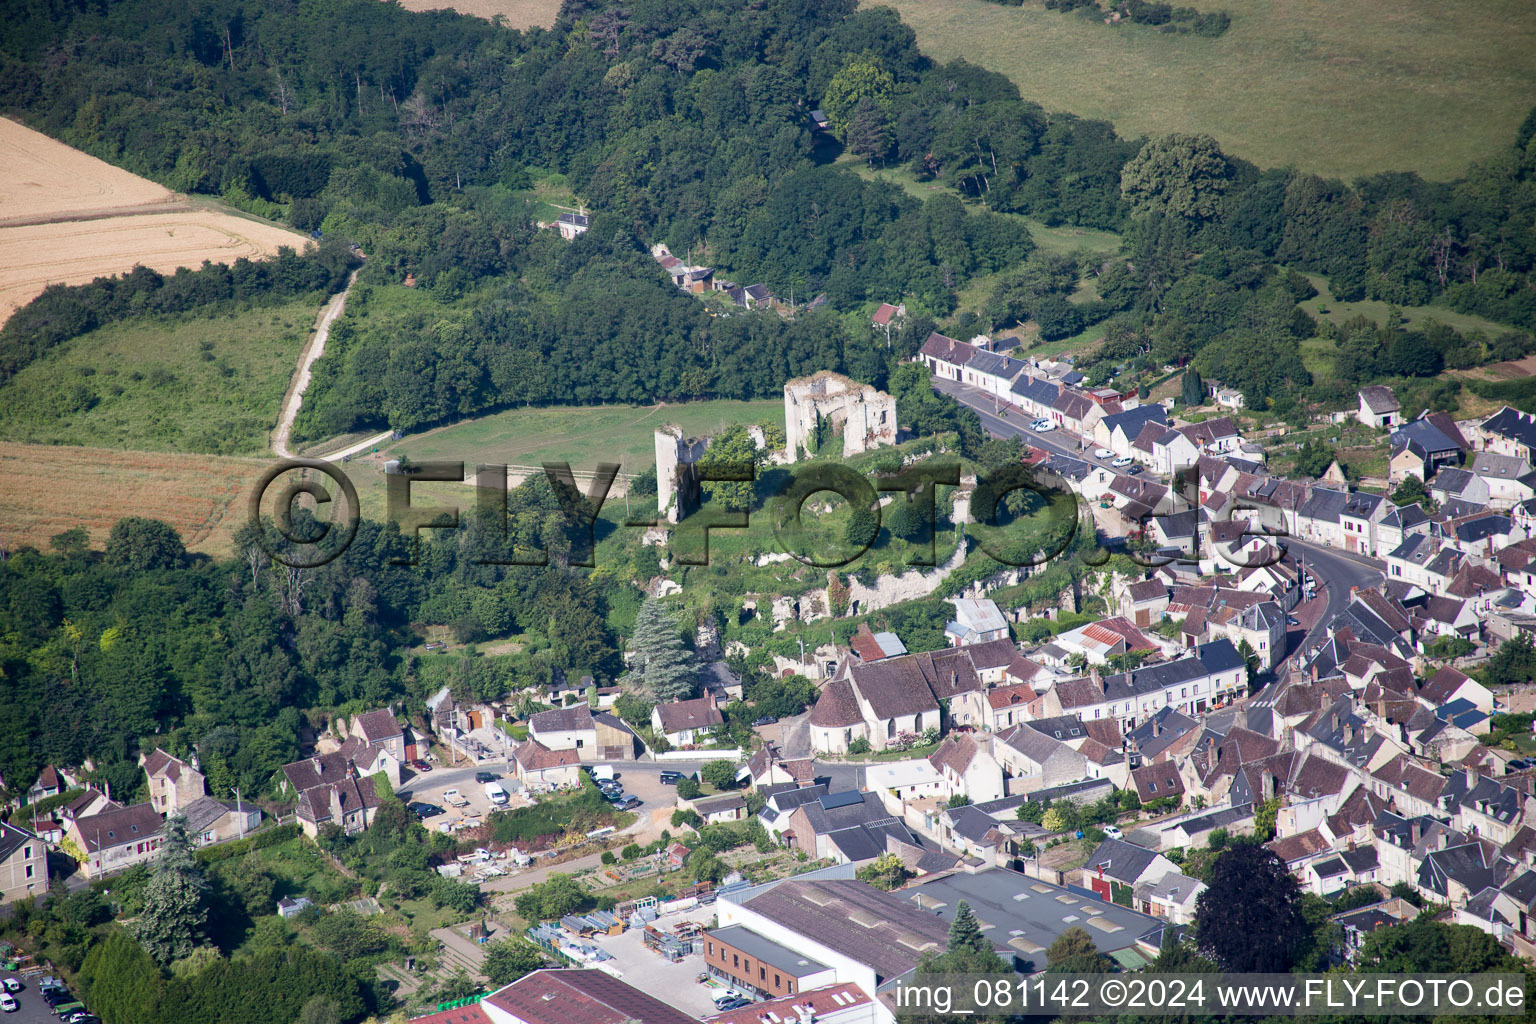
(474, 771, 500, 784)
(1032, 420, 1057, 433)
(616, 796, 643, 811)
(1093, 448, 1115, 460)
(1102, 825, 1123, 840)
(0, 994, 15, 1014)
(442, 789, 468, 808)
(1111, 456, 1133, 467)
(411, 760, 433, 773)
(603, 788, 625, 803)
(658, 771, 684, 785)
(752, 715, 778, 727)
(716, 997, 752, 1011)
(1, 980, 18, 993)
(41, 990, 71, 1007)
(714, 993, 746, 1009)
(64, 1013, 97, 1024)
(1126, 464, 1144, 475)
(408, 802, 444, 819)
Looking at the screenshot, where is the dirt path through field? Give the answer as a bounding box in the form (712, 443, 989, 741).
(272, 269, 359, 458)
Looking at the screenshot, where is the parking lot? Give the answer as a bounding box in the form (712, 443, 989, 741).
(585, 916, 725, 1018)
(397, 762, 689, 841)
(0, 971, 80, 1024)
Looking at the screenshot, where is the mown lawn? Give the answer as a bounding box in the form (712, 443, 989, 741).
(867, 0, 1536, 181)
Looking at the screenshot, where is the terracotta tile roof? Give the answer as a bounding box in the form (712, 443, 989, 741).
(1130, 762, 1185, 802)
(849, 624, 889, 662)
(354, 709, 403, 742)
(929, 734, 981, 776)
(142, 748, 194, 783)
(654, 696, 724, 734)
(808, 678, 864, 728)
(1420, 667, 1480, 705)
(409, 1005, 493, 1024)
(986, 682, 1038, 710)
(1267, 828, 1331, 863)
(74, 801, 162, 852)
(515, 739, 580, 772)
(484, 969, 697, 1024)
(1125, 579, 1168, 603)
(706, 985, 873, 1024)
(530, 704, 595, 733)
(1372, 754, 1445, 804)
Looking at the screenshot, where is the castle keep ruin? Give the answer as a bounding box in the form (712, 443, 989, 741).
(783, 372, 897, 462)
(654, 425, 710, 524)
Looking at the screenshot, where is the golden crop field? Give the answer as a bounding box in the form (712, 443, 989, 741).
(0, 442, 270, 556)
(390, 0, 559, 28)
(0, 118, 311, 323)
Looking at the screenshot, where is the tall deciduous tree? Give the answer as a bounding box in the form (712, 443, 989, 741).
(483, 938, 548, 986)
(698, 423, 763, 511)
(1121, 133, 1235, 223)
(823, 55, 896, 138)
(1046, 925, 1114, 972)
(134, 814, 209, 966)
(1194, 844, 1306, 971)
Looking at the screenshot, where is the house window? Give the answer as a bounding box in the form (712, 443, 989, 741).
(24, 865, 33, 879)
(708, 942, 715, 957)
(23, 846, 31, 860)
(733, 954, 739, 969)
(760, 967, 767, 981)
(774, 974, 781, 988)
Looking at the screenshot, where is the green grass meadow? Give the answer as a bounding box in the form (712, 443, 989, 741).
(868, 0, 1536, 182)
(0, 297, 320, 455)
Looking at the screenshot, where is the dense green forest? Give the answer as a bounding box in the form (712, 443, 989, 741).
(4, 0, 1535, 432)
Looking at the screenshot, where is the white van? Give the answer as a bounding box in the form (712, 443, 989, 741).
(484, 781, 509, 805)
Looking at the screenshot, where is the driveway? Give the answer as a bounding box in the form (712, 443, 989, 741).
(584, 920, 723, 1017)
(775, 713, 811, 759)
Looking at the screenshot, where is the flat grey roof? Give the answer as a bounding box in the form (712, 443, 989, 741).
(708, 925, 830, 977)
(907, 868, 1166, 961)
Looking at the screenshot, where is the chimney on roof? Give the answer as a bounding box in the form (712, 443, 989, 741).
(1311, 664, 1318, 682)
(1439, 830, 1449, 850)
(1344, 723, 1356, 747)
(1331, 711, 1340, 733)
(1153, 716, 1162, 738)
(1411, 820, 1423, 845)
(1466, 766, 1478, 788)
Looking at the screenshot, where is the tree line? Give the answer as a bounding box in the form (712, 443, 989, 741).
(4, 0, 1535, 422)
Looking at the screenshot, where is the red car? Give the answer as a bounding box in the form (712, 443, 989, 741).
(411, 760, 433, 773)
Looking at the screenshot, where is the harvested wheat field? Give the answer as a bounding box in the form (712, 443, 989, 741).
(0, 118, 311, 323)
(0, 441, 270, 556)
(391, 0, 559, 28)
(0, 211, 311, 321)
(0, 117, 178, 223)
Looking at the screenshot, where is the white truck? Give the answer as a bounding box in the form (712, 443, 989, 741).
(591, 764, 615, 782)
(484, 781, 509, 805)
